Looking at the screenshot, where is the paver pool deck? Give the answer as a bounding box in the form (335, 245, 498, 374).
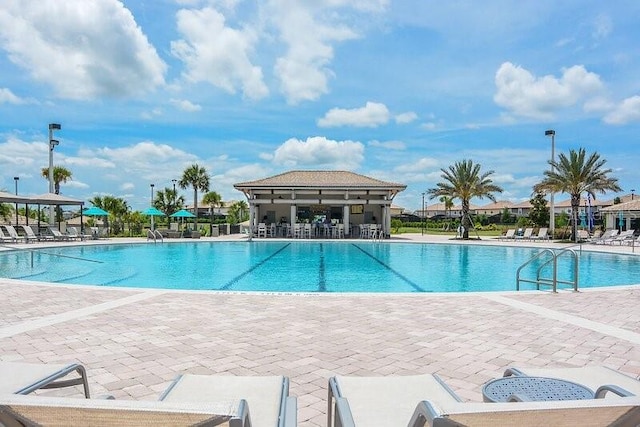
(1, 233, 639, 426)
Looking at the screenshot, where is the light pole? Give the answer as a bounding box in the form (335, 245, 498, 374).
(48, 123, 61, 225)
(632, 189, 636, 200)
(14, 176, 19, 226)
(545, 129, 555, 237)
(421, 192, 425, 235)
(150, 183, 155, 231)
(171, 179, 177, 228)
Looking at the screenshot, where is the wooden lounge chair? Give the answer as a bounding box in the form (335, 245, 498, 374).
(0, 374, 296, 427)
(327, 374, 462, 427)
(409, 397, 640, 427)
(0, 361, 90, 398)
(503, 366, 640, 399)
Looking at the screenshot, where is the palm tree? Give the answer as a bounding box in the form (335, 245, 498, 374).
(227, 201, 249, 225)
(439, 195, 454, 229)
(41, 166, 73, 222)
(41, 166, 72, 194)
(89, 195, 130, 235)
(178, 164, 210, 226)
(427, 159, 503, 239)
(533, 148, 621, 242)
(202, 191, 222, 220)
(154, 187, 185, 226)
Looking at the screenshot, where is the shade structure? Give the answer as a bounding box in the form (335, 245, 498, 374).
(83, 206, 109, 216)
(142, 207, 166, 216)
(170, 209, 195, 218)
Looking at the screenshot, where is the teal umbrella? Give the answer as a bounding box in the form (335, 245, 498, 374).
(171, 209, 196, 231)
(142, 207, 165, 216)
(83, 206, 108, 216)
(170, 209, 195, 218)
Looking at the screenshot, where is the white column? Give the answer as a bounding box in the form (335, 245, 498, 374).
(343, 205, 350, 236)
(290, 205, 296, 228)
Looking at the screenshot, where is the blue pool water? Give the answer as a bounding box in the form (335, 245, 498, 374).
(1, 241, 638, 292)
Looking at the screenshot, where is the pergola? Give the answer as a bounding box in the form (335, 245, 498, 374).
(0, 192, 84, 231)
(234, 170, 406, 238)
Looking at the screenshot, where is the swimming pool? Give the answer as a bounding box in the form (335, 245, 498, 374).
(1, 241, 639, 292)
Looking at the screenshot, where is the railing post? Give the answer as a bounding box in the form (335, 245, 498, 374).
(31, 251, 34, 268)
(552, 251, 558, 293)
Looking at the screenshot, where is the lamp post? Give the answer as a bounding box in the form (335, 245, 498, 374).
(545, 130, 555, 236)
(48, 123, 61, 225)
(171, 179, 177, 228)
(14, 176, 19, 226)
(421, 192, 425, 235)
(150, 184, 155, 231)
(632, 189, 636, 200)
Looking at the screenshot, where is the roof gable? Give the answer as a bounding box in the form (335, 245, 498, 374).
(234, 170, 406, 189)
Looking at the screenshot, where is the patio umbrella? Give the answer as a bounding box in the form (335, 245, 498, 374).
(142, 207, 165, 231)
(170, 209, 196, 230)
(579, 211, 586, 228)
(83, 206, 109, 235)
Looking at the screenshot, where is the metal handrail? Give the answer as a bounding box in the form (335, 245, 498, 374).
(517, 248, 579, 292)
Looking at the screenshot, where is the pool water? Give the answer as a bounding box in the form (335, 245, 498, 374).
(1, 241, 639, 292)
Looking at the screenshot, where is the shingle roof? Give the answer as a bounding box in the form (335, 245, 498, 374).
(600, 199, 640, 211)
(234, 170, 406, 189)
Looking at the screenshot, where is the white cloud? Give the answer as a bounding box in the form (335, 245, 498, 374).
(395, 157, 439, 173)
(318, 102, 390, 127)
(494, 62, 604, 120)
(394, 111, 418, 124)
(120, 182, 135, 191)
(603, 96, 640, 125)
(170, 98, 202, 112)
(0, 88, 25, 104)
(171, 7, 268, 100)
(271, 136, 364, 169)
(268, 0, 371, 104)
(368, 140, 406, 150)
(0, 0, 166, 100)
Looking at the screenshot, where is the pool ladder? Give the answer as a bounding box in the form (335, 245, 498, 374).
(516, 247, 579, 292)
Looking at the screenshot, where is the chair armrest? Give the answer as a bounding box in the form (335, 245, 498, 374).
(281, 396, 297, 427)
(595, 384, 635, 398)
(407, 400, 439, 427)
(333, 397, 355, 427)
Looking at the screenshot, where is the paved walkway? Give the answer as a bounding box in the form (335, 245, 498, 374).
(1, 234, 639, 426)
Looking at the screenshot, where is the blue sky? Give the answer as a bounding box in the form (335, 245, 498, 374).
(1, 0, 639, 212)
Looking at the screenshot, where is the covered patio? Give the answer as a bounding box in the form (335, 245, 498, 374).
(234, 171, 406, 238)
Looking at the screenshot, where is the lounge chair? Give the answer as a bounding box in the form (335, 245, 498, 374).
(515, 228, 534, 241)
(503, 366, 640, 399)
(531, 227, 549, 241)
(161, 374, 296, 427)
(499, 229, 516, 240)
(609, 229, 636, 245)
(0, 373, 296, 427)
(66, 227, 91, 241)
(408, 397, 640, 427)
(0, 226, 17, 243)
(327, 374, 462, 427)
(3, 225, 24, 243)
(21, 225, 50, 242)
(47, 227, 70, 241)
(592, 229, 619, 244)
(0, 361, 90, 398)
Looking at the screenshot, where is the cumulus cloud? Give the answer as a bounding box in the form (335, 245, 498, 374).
(170, 98, 202, 112)
(0, 136, 47, 168)
(0, 0, 166, 100)
(394, 111, 418, 124)
(395, 158, 439, 173)
(318, 102, 390, 127)
(0, 88, 26, 104)
(270, 136, 364, 169)
(494, 62, 604, 120)
(603, 95, 640, 125)
(269, 0, 378, 104)
(171, 7, 268, 100)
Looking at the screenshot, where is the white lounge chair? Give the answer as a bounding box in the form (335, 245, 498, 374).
(3, 225, 24, 243)
(21, 225, 50, 242)
(499, 229, 516, 240)
(66, 227, 91, 241)
(48, 227, 70, 241)
(327, 374, 462, 427)
(592, 229, 620, 244)
(0, 373, 296, 427)
(532, 227, 549, 241)
(161, 374, 296, 427)
(515, 228, 534, 241)
(409, 396, 640, 427)
(503, 366, 640, 399)
(0, 226, 17, 243)
(0, 361, 90, 398)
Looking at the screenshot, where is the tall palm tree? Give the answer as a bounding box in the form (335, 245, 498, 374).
(227, 200, 249, 225)
(533, 148, 621, 242)
(41, 166, 72, 194)
(89, 195, 130, 235)
(178, 164, 210, 226)
(154, 187, 185, 226)
(427, 159, 503, 239)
